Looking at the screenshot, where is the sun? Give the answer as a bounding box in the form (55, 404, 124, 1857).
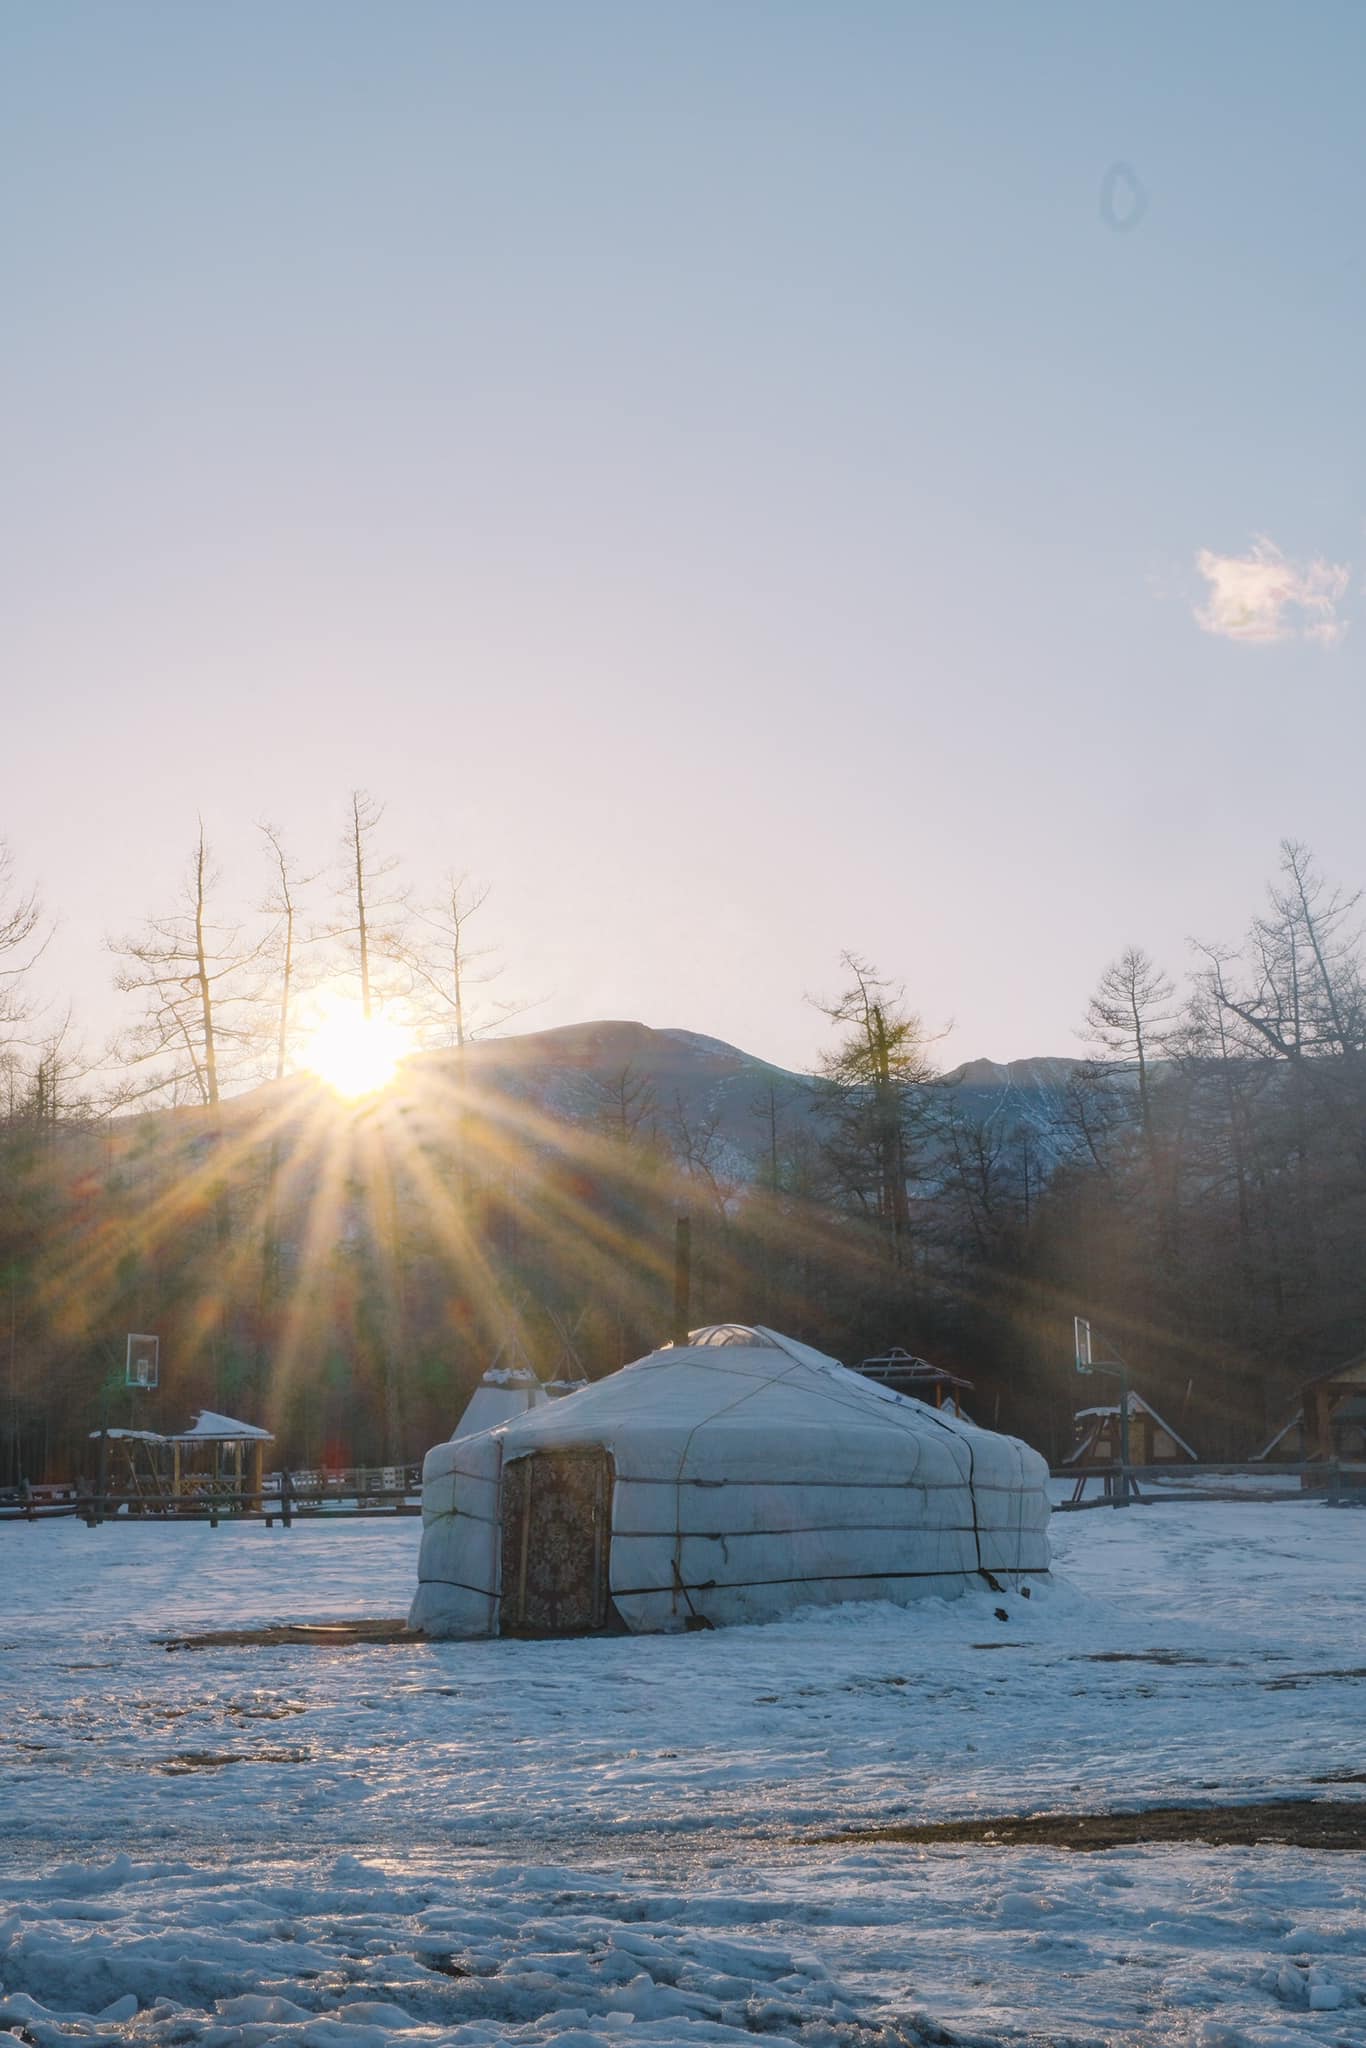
(298, 998, 413, 1099)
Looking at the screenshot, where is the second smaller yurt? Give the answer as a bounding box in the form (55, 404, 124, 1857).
(452, 1359, 548, 1443)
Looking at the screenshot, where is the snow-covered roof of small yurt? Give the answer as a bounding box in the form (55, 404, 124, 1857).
(482, 1323, 996, 1486)
(452, 1363, 548, 1443)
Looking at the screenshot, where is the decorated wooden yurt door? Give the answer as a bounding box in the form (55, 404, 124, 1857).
(499, 1448, 614, 1634)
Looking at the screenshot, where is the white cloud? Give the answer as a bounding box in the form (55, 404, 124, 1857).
(1194, 536, 1350, 647)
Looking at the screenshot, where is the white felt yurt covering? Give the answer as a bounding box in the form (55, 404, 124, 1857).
(410, 1325, 1050, 1637)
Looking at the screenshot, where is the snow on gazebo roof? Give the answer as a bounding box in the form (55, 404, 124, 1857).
(169, 1410, 273, 1443)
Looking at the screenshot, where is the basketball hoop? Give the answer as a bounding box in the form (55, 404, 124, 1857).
(125, 1334, 159, 1390)
(1069, 1314, 1133, 1508)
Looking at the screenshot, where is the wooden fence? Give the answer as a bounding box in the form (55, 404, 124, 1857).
(0, 1465, 423, 1527)
(1052, 1460, 1365, 1508)
(7, 1460, 1362, 1525)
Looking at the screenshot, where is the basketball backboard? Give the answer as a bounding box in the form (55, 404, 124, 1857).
(125, 1333, 159, 1389)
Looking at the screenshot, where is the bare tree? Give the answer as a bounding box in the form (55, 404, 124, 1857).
(743, 1074, 814, 1197)
(667, 1094, 739, 1222)
(252, 823, 321, 1416)
(1084, 946, 1177, 1164)
(403, 873, 530, 1055)
(1185, 841, 1366, 1355)
(1060, 1064, 1132, 1177)
(579, 1060, 659, 1145)
(1195, 842, 1365, 1075)
(0, 840, 48, 1079)
(316, 795, 419, 1463)
(110, 824, 263, 1107)
(259, 822, 317, 1082)
(332, 791, 409, 1020)
(22, 1012, 97, 1136)
(926, 1091, 1024, 1263)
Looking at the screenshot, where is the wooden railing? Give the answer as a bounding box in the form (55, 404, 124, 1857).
(0, 1465, 423, 1527)
(1052, 1460, 1365, 1507)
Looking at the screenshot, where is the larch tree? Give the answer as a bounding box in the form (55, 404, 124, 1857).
(813, 953, 933, 1265)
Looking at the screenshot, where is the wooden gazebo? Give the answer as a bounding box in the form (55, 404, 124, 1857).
(855, 1348, 974, 1413)
(168, 1410, 273, 1509)
(1255, 1355, 1366, 1487)
(1302, 1357, 1366, 1463)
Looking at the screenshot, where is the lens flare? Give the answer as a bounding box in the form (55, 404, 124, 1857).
(298, 999, 411, 1098)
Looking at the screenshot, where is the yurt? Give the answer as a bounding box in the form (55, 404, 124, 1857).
(452, 1361, 548, 1443)
(410, 1324, 1049, 1638)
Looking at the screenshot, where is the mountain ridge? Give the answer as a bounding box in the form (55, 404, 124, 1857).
(422, 1020, 1086, 1183)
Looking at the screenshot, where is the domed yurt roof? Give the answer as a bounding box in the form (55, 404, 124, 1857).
(481, 1324, 985, 1480)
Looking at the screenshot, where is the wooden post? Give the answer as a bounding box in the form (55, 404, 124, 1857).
(673, 1216, 691, 1347)
(515, 1465, 531, 1627)
(1310, 1384, 1336, 1462)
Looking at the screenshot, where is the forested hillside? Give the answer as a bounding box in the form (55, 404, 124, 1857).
(2, 826, 1364, 1482)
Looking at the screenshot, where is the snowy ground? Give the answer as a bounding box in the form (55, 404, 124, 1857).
(2, 1496, 1363, 2048)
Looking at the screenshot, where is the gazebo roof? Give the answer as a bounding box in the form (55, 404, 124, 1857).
(856, 1347, 975, 1393)
(1302, 1353, 1366, 1393)
(169, 1409, 273, 1444)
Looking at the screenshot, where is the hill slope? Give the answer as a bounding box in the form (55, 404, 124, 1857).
(413, 1021, 1082, 1182)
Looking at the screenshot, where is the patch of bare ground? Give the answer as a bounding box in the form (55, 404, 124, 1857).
(1082, 1649, 1215, 1666)
(159, 1619, 412, 1651)
(822, 1800, 1366, 1851)
(157, 1747, 312, 1773)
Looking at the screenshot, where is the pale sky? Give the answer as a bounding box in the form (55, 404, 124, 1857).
(4, 2, 1364, 1074)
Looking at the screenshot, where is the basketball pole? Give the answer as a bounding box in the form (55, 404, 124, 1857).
(1074, 1315, 1133, 1508)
